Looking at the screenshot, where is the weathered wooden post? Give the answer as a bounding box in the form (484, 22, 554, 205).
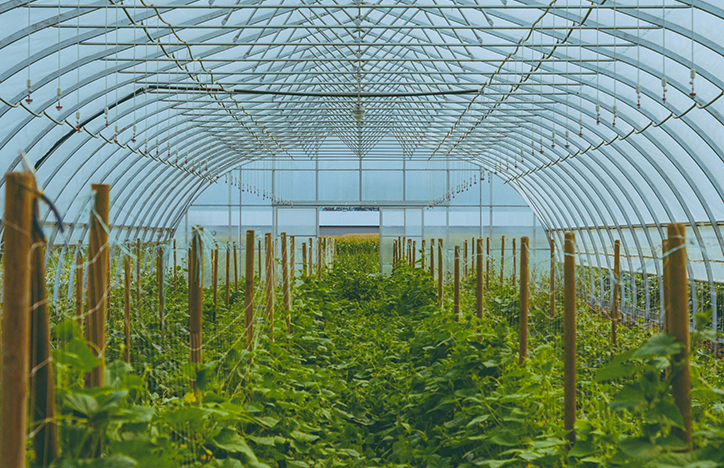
(519, 237, 529, 365)
(412, 240, 416, 267)
(564, 232, 576, 444)
(212, 247, 218, 316)
(87, 184, 109, 388)
(30, 195, 58, 466)
(421, 239, 426, 270)
(430, 238, 435, 278)
(265, 233, 274, 338)
(476, 238, 484, 324)
(500, 235, 506, 284)
(189, 228, 203, 377)
(75, 241, 84, 327)
(124, 253, 131, 363)
(2, 172, 35, 468)
(550, 238, 556, 318)
(302, 242, 308, 274)
(438, 238, 443, 306)
(225, 244, 231, 309)
(244, 230, 255, 348)
(454, 246, 460, 321)
(486, 237, 490, 290)
(282, 233, 290, 313)
(612, 239, 620, 345)
(258, 239, 262, 281)
(173, 239, 177, 289)
(157, 246, 164, 343)
(512, 238, 517, 286)
(234, 242, 239, 292)
(290, 236, 296, 286)
(667, 224, 693, 448)
(136, 238, 141, 319)
(317, 237, 323, 279)
(308, 237, 313, 276)
(463, 240, 468, 277)
(393, 240, 397, 267)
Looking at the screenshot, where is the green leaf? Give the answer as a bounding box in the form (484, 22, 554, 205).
(618, 437, 662, 460)
(290, 430, 319, 442)
(633, 335, 683, 359)
(568, 439, 596, 458)
(89, 455, 137, 468)
(64, 393, 99, 417)
(216, 459, 243, 468)
(651, 400, 685, 427)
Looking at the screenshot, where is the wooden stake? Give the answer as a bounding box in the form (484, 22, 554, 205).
(519, 237, 529, 366)
(486, 237, 490, 290)
(512, 238, 517, 286)
(564, 232, 576, 444)
(136, 238, 141, 318)
(550, 238, 556, 319)
(500, 235, 506, 284)
(189, 228, 203, 371)
(667, 223, 693, 448)
(244, 230, 255, 348)
(290, 236, 296, 287)
(173, 239, 177, 289)
(302, 242, 308, 273)
(454, 246, 460, 321)
(2, 171, 34, 468)
(258, 239, 262, 281)
(157, 247, 164, 343)
(430, 239, 435, 278)
(265, 233, 274, 338)
(463, 240, 468, 277)
(412, 240, 416, 267)
(612, 239, 620, 346)
(282, 233, 290, 313)
(75, 241, 84, 327)
(234, 243, 239, 291)
(308, 237, 313, 276)
(212, 247, 218, 315)
(87, 184, 109, 388)
(438, 238, 443, 306)
(317, 237, 323, 280)
(30, 205, 58, 466)
(476, 238, 484, 324)
(225, 244, 231, 309)
(421, 239, 426, 270)
(124, 254, 131, 363)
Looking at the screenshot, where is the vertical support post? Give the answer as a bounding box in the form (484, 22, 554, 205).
(265, 234, 274, 339)
(124, 254, 131, 363)
(393, 240, 397, 267)
(308, 237, 313, 276)
(512, 238, 517, 287)
(157, 246, 164, 343)
(173, 239, 177, 289)
(290, 236, 296, 287)
(454, 246, 460, 321)
(476, 238, 484, 325)
(258, 239, 262, 281)
(30, 206, 58, 466)
(612, 239, 620, 345)
(136, 238, 141, 318)
(500, 235, 506, 284)
(2, 172, 34, 468)
(421, 239, 426, 270)
(189, 228, 203, 376)
(486, 237, 490, 290)
(234, 243, 239, 291)
(225, 244, 231, 309)
(519, 237, 529, 365)
(282, 233, 290, 313)
(667, 224, 693, 448)
(463, 240, 468, 277)
(317, 237, 323, 280)
(550, 238, 556, 318)
(438, 238, 443, 306)
(564, 232, 577, 444)
(75, 241, 84, 327)
(302, 242, 308, 274)
(412, 240, 416, 267)
(212, 248, 218, 315)
(430, 239, 435, 278)
(87, 184, 109, 388)
(244, 230, 255, 348)
(663, 238, 671, 333)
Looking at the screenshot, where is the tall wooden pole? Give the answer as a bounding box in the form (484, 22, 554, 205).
(663, 238, 671, 333)
(430, 239, 435, 278)
(189, 228, 203, 374)
(302, 242, 308, 274)
(308, 237, 313, 276)
(463, 240, 468, 277)
(212, 247, 218, 315)
(412, 240, 416, 267)
(421, 239, 426, 270)
(265, 233, 274, 338)
(519, 237, 529, 365)
(244, 230, 255, 348)
(564, 232, 576, 444)
(454, 246, 460, 321)
(500, 235, 506, 284)
(75, 241, 84, 327)
(612, 239, 620, 345)
(225, 244, 231, 309)
(136, 238, 141, 318)
(438, 238, 443, 306)
(393, 240, 397, 267)
(30, 202, 58, 466)
(486, 237, 490, 290)
(550, 238, 556, 318)
(667, 224, 693, 448)
(173, 239, 177, 289)
(258, 239, 262, 281)
(317, 237, 323, 280)
(234, 243, 239, 291)
(290, 236, 296, 287)
(512, 238, 517, 287)
(476, 238, 484, 324)
(124, 254, 131, 363)
(282, 233, 290, 313)
(87, 184, 109, 388)
(157, 247, 164, 343)
(2, 172, 35, 468)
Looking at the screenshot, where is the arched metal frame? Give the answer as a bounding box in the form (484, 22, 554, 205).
(1, 0, 724, 325)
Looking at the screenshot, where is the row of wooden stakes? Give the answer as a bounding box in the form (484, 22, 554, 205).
(392, 230, 692, 448)
(0, 172, 340, 468)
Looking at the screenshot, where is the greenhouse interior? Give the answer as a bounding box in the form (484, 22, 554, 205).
(1, 0, 724, 466)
